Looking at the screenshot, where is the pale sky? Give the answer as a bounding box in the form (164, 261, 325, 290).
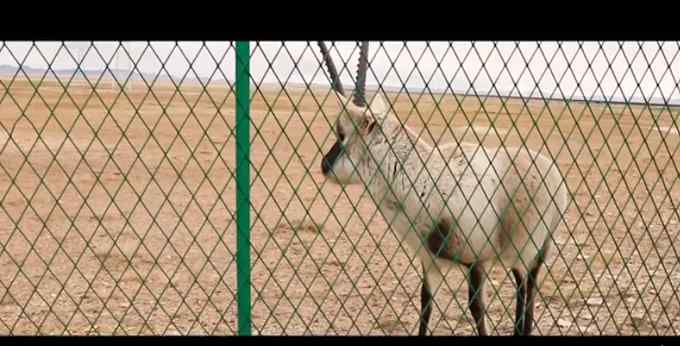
(1, 41, 679, 104)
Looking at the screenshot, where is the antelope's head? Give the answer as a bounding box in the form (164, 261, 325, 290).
(318, 41, 388, 185)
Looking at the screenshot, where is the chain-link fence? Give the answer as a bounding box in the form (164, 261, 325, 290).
(0, 41, 679, 336)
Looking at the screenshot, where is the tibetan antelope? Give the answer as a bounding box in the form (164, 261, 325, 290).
(316, 41, 568, 336)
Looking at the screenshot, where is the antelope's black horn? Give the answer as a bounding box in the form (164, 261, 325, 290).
(317, 41, 345, 96)
(353, 41, 369, 107)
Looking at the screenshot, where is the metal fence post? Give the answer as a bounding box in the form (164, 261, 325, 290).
(235, 40, 252, 336)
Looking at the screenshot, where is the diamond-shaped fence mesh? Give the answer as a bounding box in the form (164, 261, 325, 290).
(0, 41, 679, 335)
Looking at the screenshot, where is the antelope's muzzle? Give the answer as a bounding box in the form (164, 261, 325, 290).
(321, 141, 342, 176)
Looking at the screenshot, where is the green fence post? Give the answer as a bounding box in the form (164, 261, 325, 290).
(235, 40, 252, 336)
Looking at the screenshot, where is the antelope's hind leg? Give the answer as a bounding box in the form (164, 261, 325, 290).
(523, 253, 546, 336)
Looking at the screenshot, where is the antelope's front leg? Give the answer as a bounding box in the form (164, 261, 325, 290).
(511, 268, 527, 336)
(419, 266, 432, 336)
(466, 263, 487, 336)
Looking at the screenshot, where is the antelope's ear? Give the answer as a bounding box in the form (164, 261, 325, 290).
(333, 91, 349, 109)
(359, 116, 378, 136)
(334, 90, 371, 121)
(368, 93, 387, 116)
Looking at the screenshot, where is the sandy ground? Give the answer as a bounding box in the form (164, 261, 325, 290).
(0, 78, 679, 335)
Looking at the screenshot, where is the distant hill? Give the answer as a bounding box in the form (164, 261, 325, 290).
(0, 64, 213, 85)
(0, 64, 677, 106)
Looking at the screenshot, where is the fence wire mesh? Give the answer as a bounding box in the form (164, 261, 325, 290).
(0, 41, 679, 335)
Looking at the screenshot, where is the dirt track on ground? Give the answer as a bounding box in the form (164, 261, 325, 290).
(0, 79, 679, 335)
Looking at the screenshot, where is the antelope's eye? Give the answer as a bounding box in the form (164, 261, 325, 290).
(337, 126, 345, 141)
